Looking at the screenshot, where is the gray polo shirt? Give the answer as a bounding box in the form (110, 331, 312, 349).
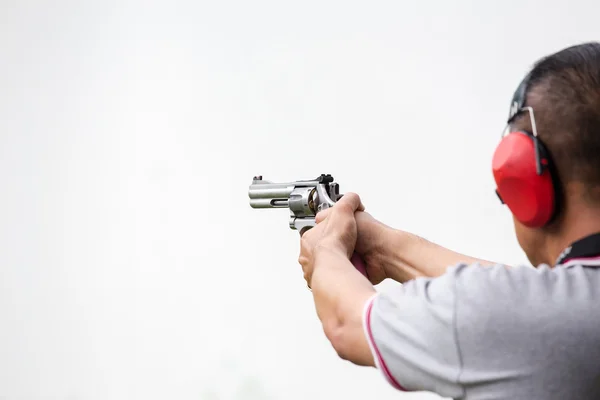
(363, 234, 600, 399)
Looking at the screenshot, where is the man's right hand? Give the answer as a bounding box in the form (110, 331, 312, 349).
(354, 211, 425, 284)
(317, 205, 426, 284)
(353, 212, 391, 284)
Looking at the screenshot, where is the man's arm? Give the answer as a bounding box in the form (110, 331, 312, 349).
(297, 194, 493, 370)
(296, 193, 378, 367)
(310, 246, 376, 367)
(306, 240, 468, 398)
(354, 211, 497, 283)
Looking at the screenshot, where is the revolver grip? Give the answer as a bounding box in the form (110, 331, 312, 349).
(350, 252, 368, 278)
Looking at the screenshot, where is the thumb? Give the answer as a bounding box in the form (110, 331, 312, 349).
(315, 208, 332, 224)
(337, 192, 365, 213)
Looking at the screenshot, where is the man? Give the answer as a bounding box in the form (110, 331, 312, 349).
(298, 42, 600, 399)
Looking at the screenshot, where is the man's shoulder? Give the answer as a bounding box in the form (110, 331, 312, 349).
(447, 262, 600, 306)
(369, 262, 600, 397)
(447, 261, 600, 294)
(391, 262, 569, 310)
(379, 261, 600, 331)
(448, 262, 546, 300)
(446, 262, 600, 337)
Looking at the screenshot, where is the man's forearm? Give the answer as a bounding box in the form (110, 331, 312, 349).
(310, 247, 376, 367)
(384, 230, 497, 281)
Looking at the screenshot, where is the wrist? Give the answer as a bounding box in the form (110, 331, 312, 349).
(382, 229, 426, 282)
(355, 216, 390, 259)
(314, 241, 349, 263)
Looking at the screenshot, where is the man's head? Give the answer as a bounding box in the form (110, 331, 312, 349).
(501, 42, 600, 265)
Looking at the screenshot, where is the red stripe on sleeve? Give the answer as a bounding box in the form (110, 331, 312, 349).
(364, 296, 409, 391)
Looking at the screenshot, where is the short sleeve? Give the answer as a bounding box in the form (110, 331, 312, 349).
(363, 268, 464, 398)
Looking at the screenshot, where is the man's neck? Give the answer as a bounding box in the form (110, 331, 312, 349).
(544, 201, 600, 266)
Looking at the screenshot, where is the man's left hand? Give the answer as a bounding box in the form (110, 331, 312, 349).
(298, 193, 365, 287)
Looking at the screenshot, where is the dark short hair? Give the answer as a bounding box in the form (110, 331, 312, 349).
(519, 42, 600, 202)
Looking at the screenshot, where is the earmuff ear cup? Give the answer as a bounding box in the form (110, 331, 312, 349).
(492, 132, 555, 228)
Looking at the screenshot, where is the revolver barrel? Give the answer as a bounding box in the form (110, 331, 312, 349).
(248, 176, 296, 209)
(249, 198, 290, 208)
(248, 184, 294, 201)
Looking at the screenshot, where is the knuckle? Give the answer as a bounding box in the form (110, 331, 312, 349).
(350, 193, 361, 209)
(300, 234, 310, 246)
(337, 202, 354, 215)
(315, 209, 330, 223)
(345, 192, 359, 202)
(339, 193, 360, 209)
(298, 256, 308, 268)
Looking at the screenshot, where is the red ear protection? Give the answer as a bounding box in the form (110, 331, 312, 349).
(494, 71, 558, 228)
(492, 130, 555, 227)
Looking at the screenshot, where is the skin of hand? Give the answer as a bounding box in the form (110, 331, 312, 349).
(353, 211, 397, 284)
(354, 211, 426, 284)
(298, 193, 365, 287)
(312, 208, 425, 284)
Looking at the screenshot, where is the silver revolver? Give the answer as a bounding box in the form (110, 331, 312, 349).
(248, 174, 342, 235)
(248, 174, 369, 277)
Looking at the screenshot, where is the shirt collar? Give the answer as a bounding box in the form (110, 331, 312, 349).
(555, 232, 600, 267)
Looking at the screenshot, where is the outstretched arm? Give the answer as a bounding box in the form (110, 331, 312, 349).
(298, 197, 498, 368)
(354, 211, 497, 284)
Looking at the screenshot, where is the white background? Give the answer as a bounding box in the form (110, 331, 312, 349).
(1, 1, 599, 399)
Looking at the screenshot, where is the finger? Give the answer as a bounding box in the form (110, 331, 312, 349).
(303, 269, 310, 283)
(298, 254, 308, 268)
(354, 210, 374, 223)
(315, 208, 332, 224)
(336, 192, 364, 214)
